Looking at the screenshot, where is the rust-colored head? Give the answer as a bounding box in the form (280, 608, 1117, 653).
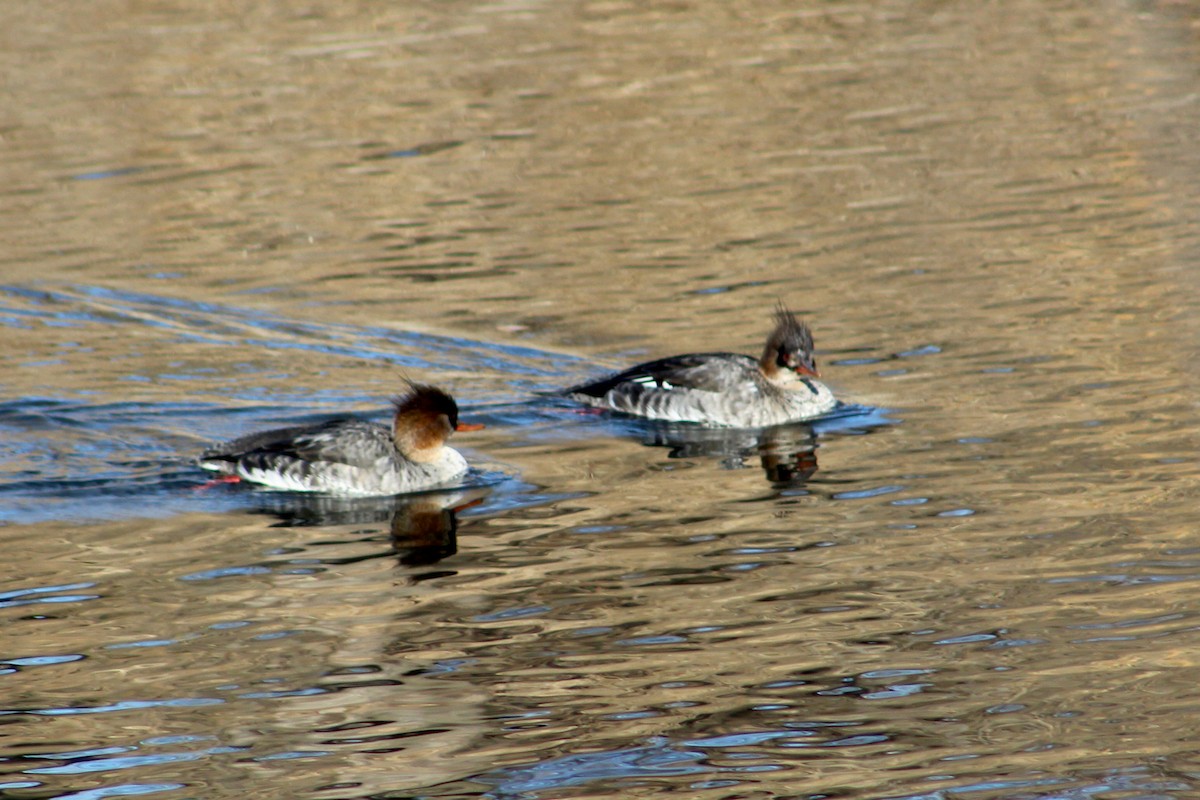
(392, 383, 482, 462)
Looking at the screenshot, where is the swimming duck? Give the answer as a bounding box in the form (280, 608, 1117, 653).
(199, 384, 481, 496)
(561, 307, 837, 427)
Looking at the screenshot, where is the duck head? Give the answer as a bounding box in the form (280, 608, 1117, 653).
(760, 306, 820, 380)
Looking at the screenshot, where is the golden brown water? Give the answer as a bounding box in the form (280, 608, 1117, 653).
(4, 1, 1200, 798)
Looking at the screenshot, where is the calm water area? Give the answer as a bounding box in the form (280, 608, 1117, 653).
(3, 1, 1200, 798)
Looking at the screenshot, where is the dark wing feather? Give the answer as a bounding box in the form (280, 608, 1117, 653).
(565, 353, 756, 397)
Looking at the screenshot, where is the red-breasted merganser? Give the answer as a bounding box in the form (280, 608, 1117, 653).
(562, 307, 837, 427)
(199, 384, 482, 496)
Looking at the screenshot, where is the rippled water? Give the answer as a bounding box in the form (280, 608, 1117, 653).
(5, 1, 1200, 798)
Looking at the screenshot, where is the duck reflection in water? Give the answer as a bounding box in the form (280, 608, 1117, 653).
(636, 419, 819, 486)
(242, 488, 489, 567)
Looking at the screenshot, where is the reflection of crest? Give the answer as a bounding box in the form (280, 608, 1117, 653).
(638, 420, 819, 486)
(241, 487, 490, 567)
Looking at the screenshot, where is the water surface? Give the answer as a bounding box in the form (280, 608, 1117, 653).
(3, 1, 1200, 798)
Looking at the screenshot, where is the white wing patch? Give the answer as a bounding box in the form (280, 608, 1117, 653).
(631, 375, 675, 390)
